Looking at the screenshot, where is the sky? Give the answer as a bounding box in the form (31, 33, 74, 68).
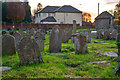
(28, 0, 119, 22)
(3, 0, 120, 22)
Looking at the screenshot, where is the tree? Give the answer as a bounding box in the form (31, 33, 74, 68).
(108, 9, 114, 15)
(32, 8, 37, 16)
(22, 1, 32, 23)
(37, 3, 43, 11)
(2, 2, 8, 22)
(7, 1, 26, 23)
(114, 1, 120, 25)
(32, 3, 43, 17)
(109, 1, 120, 25)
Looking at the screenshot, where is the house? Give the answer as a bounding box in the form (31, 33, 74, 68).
(94, 11, 115, 29)
(35, 5, 82, 26)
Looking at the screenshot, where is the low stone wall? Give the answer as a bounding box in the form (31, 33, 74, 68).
(2, 23, 95, 30)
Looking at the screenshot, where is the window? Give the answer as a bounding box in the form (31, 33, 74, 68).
(43, 13, 47, 17)
(48, 13, 51, 16)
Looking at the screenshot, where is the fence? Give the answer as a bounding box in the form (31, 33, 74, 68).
(2, 23, 95, 29)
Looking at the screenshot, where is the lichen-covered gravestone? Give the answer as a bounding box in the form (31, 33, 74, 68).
(18, 30, 24, 37)
(75, 34, 88, 54)
(49, 25, 62, 53)
(34, 31, 44, 51)
(17, 36, 43, 65)
(84, 29, 91, 43)
(72, 20, 76, 43)
(62, 28, 72, 43)
(103, 30, 110, 40)
(116, 31, 120, 43)
(26, 28, 35, 37)
(111, 29, 118, 40)
(12, 32, 22, 50)
(39, 29, 45, 40)
(96, 30, 103, 39)
(2, 34, 16, 55)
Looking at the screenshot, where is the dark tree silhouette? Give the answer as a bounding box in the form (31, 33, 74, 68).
(22, 1, 32, 23)
(7, 1, 26, 22)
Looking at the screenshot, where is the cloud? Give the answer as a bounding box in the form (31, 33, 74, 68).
(104, 0, 119, 4)
(106, 2, 118, 4)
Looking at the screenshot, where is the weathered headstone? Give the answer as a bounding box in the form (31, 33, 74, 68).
(72, 20, 76, 43)
(40, 29, 45, 40)
(18, 30, 24, 37)
(111, 29, 118, 40)
(75, 34, 88, 54)
(103, 30, 110, 40)
(114, 26, 120, 74)
(84, 29, 91, 43)
(2, 34, 16, 55)
(9, 30, 14, 35)
(109, 17, 114, 33)
(26, 28, 35, 37)
(96, 30, 103, 39)
(17, 36, 43, 65)
(34, 31, 44, 51)
(49, 25, 62, 53)
(116, 32, 120, 43)
(62, 28, 72, 43)
(12, 32, 22, 50)
(37, 29, 45, 40)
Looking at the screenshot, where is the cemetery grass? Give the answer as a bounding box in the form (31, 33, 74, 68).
(2, 33, 120, 78)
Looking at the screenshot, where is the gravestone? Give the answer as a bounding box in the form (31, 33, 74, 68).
(34, 31, 44, 51)
(18, 30, 24, 37)
(72, 20, 76, 43)
(40, 29, 45, 40)
(62, 28, 72, 43)
(12, 32, 22, 50)
(103, 30, 110, 40)
(26, 28, 35, 37)
(96, 30, 103, 39)
(2, 34, 16, 55)
(116, 32, 120, 42)
(49, 25, 62, 53)
(75, 34, 88, 54)
(17, 36, 43, 65)
(109, 17, 114, 33)
(85, 29, 91, 43)
(9, 30, 14, 35)
(111, 29, 118, 40)
(37, 29, 45, 40)
(49, 29, 52, 35)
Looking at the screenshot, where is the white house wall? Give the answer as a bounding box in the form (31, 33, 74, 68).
(35, 12, 82, 26)
(55, 12, 82, 26)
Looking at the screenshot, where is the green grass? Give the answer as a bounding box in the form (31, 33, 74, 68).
(2, 30, 120, 78)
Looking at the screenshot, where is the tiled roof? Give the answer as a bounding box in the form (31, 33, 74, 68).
(55, 5, 82, 13)
(38, 6, 60, 13)
(95, 11, 115, 20)
(40, 16, 57, 22)
(38, 5, 82, 13)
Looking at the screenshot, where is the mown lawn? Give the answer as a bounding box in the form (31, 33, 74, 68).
(2, 29, 120, 78)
